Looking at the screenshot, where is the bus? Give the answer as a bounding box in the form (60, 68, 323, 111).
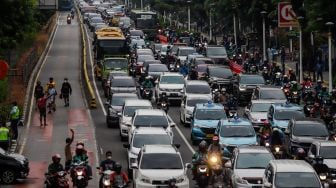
(59, 0, 73, 10)
(130, 10, 158, 40)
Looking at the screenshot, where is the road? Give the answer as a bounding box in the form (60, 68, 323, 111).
(4, 13, 98, 188)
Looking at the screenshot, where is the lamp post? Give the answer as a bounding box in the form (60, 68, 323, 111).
(209, 8, 212, 40)
(187, 0, 191, 32)
(140, 0, 143, 10)
(260, 11, 267, 62)
(326, 21, 334, 92)
(297, 16, 304, 84)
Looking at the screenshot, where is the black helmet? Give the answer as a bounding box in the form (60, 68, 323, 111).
(114, 162, 122, 173)
(52, 154, 61, 163)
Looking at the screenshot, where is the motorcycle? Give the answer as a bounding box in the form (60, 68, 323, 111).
(140, 87, 152, 100)
(111, 172, 128, 188)
(100, 169, 113, 188)
(289, 90, 300, 104)
(274, 72, 282, 86)
(168, 178, 178, 188)
(304, 100, 315, 117)
(71, 161, 89, 188)
(67, 17, 71, 24)
(260, 133, 271, 147)
(225, 96, 237, 117)
(271, 145, 283, 159)
(212, 89, 220, 103)
(282, 85, 291, 99)
(45, 171, 69, 188)
(207, 152, 224, 186)
(195, 160, 210, 188)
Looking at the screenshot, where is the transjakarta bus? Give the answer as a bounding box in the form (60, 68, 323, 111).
(130, 10, 158, 39)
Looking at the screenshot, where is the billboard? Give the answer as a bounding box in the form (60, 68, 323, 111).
(278, 2, 299, 28)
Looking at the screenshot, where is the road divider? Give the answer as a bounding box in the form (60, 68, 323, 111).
(76, 6, 97, 109)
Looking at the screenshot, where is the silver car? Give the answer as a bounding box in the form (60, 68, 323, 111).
(110, 76, 136, 94)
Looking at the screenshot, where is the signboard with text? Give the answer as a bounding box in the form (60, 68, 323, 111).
(278, 2, 299, 28)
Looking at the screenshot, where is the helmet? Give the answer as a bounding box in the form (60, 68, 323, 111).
(212, 135, 219, 145)
(199, 140, 208, 152)
(52, 154, 61, 163)
(145, 76, 151, 80)
(37, 81, 41, 85)
(114, 162, 122, 173)
(296, 148, 306, 158)
(283, 74, 288, 78)
(315, 156, 324, 164)
(288, 68, 293, 73)
(332, 89, 336, 95)
(221, 88, 226, 93)
(317, 80, 322, 84)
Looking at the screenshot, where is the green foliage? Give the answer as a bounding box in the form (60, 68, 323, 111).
(0, 78, 8, 102)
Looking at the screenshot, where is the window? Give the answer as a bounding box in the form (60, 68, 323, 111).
(111, 78, 135, 87)
(140, 153, 183, 169)
(251, 103, 272, 112)
(124, 106, 151, 117)
(275, 172, 320, 188)
(132, 134, 171, 148)
(236, 153, 273, 169)
(160, 75, 184, 84)
(293, 123, 329, 137)
(240, 75, 265, 85)
(220, 125, 255, 137)
(319, 146, 336, 159)
(186, 85, 211, 94)
(133, 115, 169, 128)
(195, 109, 227, 120)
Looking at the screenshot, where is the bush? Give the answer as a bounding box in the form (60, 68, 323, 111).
(0, 78, 8, 102)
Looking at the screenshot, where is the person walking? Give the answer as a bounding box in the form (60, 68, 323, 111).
(47, 84, 57, 114)
(0, 122, 10, 151)
(60, 78, 72, 107)
(316, 61, 323, 82)
(34, 81, 44, 109)
(37, 92, 52, 127)
(64, 129, 74, 171)
(9, 101, 20, 141)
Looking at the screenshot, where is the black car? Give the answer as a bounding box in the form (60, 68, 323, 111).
(0, 147, 29, 184)
(284, 118, 329, 158)
(204, 45, 228, 64)
(105, 93, 138, 128)
(206, 65, 233, 91)
(232, 74, 265, 105)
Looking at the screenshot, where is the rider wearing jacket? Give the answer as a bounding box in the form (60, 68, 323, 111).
(192, 140, 208, 179)
(270, 128, 284, 146)
(110, 163, 129, 187)
(47, 154, 64, 186)
(141, 76, 153, 88)
(208, 135, 221, 154)
(72, 143, 92, 179)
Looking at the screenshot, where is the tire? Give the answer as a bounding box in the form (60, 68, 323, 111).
(1, 169, 16, 184)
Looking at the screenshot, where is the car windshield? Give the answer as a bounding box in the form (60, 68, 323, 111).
(160, 75, 184, 84)
(104, 59, 128, 70)
(220, 125, 255, 137)
(275, 172, 320, 188)
(274, 110, 305, 120)
(260, 89, 286, 99)
(133, 134, 171, 148)
(187, 99, 210, 107)
(206, 47, 227, 56)
(140, 153, 183, 169)
(179, 48, 196, 56)
(186, 85, 211, 94)
(111, 78, 135, 87)
(137, 55, 154, 62)
(196, 65, 208, 72)
(133, 115, 169, 128)
(195, 109, 226, 120)
(148, 64, 168, 72)
(195, 59, 214, 65)
(251, 103, 272, 112)
(240, 75, 265, 85)
(130, 30, 144, 36)
(319, 146, 336, 159)
(111, 95, 137, 106)
(131, 40, 146, 47)
(161, 46, 168, 52)
(236, 153, 273, 169)
(293, 122, 329, 137)
(124, 106, 151, 117)
(209, 68, 232, 78)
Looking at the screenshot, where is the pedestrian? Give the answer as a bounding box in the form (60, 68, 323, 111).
(47, 84, 57, 114)
(64, 129, 74, 171)
(34, 81, 44, 109)
(9, 101, 20, 141)
(0, 122, 10, 151)
(37, 92, 51, 127)
(45, 77, 56, 92)
(316, 61, 323, 82)
(60, 78, 72, 107)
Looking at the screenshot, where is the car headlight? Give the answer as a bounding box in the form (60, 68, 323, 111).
(239, 86, 246, 91)
(180, 89, 184, 93)
(235, 176, 248, 184)
(320, 174, 327, 180)
(141, 176, 151, 183)
(176, 176, 185, 183)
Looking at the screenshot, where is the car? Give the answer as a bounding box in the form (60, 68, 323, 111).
(307, 141, 336, 170)
(135, 54, 155, 74)
(155, 73, 185, 102)
(262, 160, 323, 188)
(92, 23, 108, 32)
(170, 43, 188, 56)
(193, 64, 209, 80)
(267, 103, 305, 131)
(180, 94, 212, 125)
(233, 74, 265, 105)
(215, 117, 257, 157)
(204, 45, 228, 64)
(132, 145, 190, 188)
(94, 57, 128, 81)
(151, 43, 162, 55)
(0, 147, 29, 184)
(191, 102, 227, 144)
(175, 46, 197, 65)
(284, 118, 329, 157)
(185, 53, 204, 66)
(128, 109, 175, 142)
(159, 44, 171, 62)
(183, 80, 212, 99)
(251, 86, 287, 103)
(83, 13, 100, 23)
(142, 60, 161, 74)
(130, 38, 146, 49)
(105, 93, 138, 128)
(136, 48, 154, 57)
(119, 99, 153, 140)
(88, 17, 104, 31)
(123, 127, 173, 178)
(103, 70, 128, 97)
(145, 63, 169, 81)
(245, 100, 274, 131)
(109, 76, 136, 95)
(129, 29, 145, 39)
(119, 16, 131, 30)
(207, 65, 233, 91)
(190, 57, 215, 67)
(225, 146, 274, 188)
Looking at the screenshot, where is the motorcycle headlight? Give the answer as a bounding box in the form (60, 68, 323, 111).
(320, 174, 327, 180)
(293, 91, 297, 94)
(76, 170, 83, 176)
(210, 155, 218, 163)
(265, 142, 270, 147)
(103, 179, 111, 186)
(176, 65, 180, 68)
(239, 85, 246, 91)
(275, 147, 280, 153)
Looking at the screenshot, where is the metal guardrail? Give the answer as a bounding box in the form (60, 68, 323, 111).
(76, 6, 97, 108)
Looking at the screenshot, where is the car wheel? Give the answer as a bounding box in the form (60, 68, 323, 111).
(1, 169, 16, 184)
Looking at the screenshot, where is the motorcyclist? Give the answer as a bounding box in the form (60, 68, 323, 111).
(189, 66, 198, 80)
(303, 89, 315, 105)
(290, 81, 300, 93)
(46, 154, 64, 186)
(282, 74, 290, 85)
(301, 77, 313, 88)
(270, 128, 284, 146)
(315, 80, 323, 95)
(318, 86, 330, 102)
(288, 68, 297, 82)
(312, 156, 329, 175)
(158, 92, 169, 112)
(99, 151, 116, 186)
(219, 88, 228, 106)
(259, 122, 272, 146)
(72, 143, 92, 179)
(208, 135, 221, 154)
(271, 64, 282, 82)
(294, 148, 306, 160)
(179, 63, 189, 77)
(225, 94, 237, 117)
(262, 67, 270, 82)
(191, 140, 208, 179)
(110, 163, 129, 187)
(141, 76, 153, 88)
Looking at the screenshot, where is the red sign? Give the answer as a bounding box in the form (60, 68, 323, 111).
(0, 60, 9, 80)
(278, 2, 299, 28)
(229, 60, 243, 74)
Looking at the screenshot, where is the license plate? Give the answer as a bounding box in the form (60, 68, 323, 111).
(206, 134, 214, 138)
(170, 93, 178, 96)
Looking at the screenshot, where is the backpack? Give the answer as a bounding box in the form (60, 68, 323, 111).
(37, 98, 46, 109)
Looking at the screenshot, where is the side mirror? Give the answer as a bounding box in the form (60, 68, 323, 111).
(224, 161, 232, 168)
(123, 143, 130, 149)
(264, 182, 272, 188)
(174, 143, 180, 149)
(131, 162, 138, 169)
(245, 108, 250, 113)
(170, 122, 176, 127)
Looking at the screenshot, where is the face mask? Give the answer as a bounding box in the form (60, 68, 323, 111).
(107, 156, 112, 160)
(64, 80, 68, 83)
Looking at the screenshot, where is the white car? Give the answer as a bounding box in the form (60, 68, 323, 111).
(128, 109, 175, 143)
(175, 46, 196, 64)
(123, 127, 174, 178)
(119, 99, 153, 140)
(155, 73, 185, 101)
(180, 94, 211, 125)
(133, 145, 190, 188)
(183, 80, 212, 99)
(244, 100, 274, 130)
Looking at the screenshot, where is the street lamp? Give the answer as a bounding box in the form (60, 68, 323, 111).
(260, 10, 267, 62)
(209, 4, 214, 41)
(187, 0, 192, 32)
(297, 16, 304, 84)
(326, 21, 334, 92)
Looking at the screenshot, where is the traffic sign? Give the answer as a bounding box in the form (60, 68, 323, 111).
(278, 2, 299, 28)
(0, 60, 9, 80)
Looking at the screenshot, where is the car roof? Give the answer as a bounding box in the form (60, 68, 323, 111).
(186, 80, 209, 86)
(133, 127, 170, 135)
(195, 57, 213, 61)
(161, 72, 183, 76)
(313, 140, 336, 147)
(257, 86, 284, 91)
(124, 99, 152, 107)
(237, 146, 273, 154)
(272, 103, 303, 111)
(270, 160, 316, 173)
(251, 99, 278, 104)
(135, 109, 166, 116)
(142, 145, 178, 154)
(178, 46, 195, 50)
(186, 94, 212, 100)
(112, 93, 137, 97)
(220, 117, 252, 126)
(112, 76, 134, 80)
(195, 102, 224, 109)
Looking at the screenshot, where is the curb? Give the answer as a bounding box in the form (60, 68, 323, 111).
(15, 12, 59, 153)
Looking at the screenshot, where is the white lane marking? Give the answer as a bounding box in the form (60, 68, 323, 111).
(83, 23, 107, 116)
(100, 147, 104, 155)
(168, 116, 195, 154)
(20, 14, 61, 154)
